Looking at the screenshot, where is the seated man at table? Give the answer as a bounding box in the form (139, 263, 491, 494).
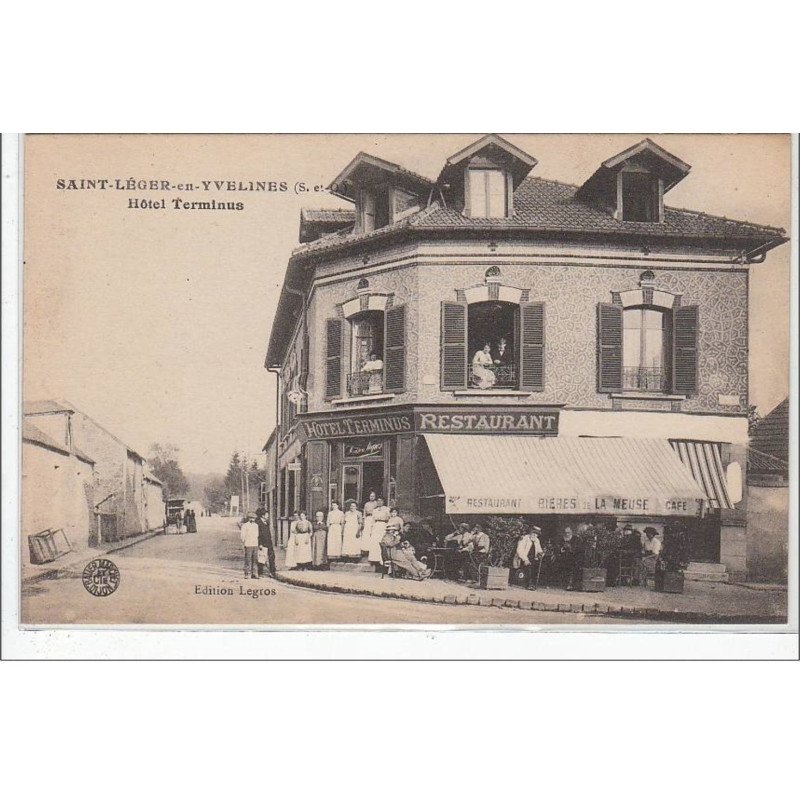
(461, 523, 491, 582)
(444, 523, 472, 547)
(639, 527, 662, 587)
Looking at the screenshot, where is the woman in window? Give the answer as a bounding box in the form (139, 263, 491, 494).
(471, 342, 496, 389)
(361, 351, 384, 394)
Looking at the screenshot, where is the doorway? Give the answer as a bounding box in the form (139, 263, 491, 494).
(361, 461, 385, 504)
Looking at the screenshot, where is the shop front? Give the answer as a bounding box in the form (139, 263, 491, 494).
(295, 405, 736, 551)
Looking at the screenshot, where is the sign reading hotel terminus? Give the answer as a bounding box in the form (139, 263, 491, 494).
(300, 408, 560, 440)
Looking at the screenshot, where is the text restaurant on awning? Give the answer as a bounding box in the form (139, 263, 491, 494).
(423, 435, 709, 517)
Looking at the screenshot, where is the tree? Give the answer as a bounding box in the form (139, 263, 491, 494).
(204, 476, 228, 513)
(148, 443, 190, 499)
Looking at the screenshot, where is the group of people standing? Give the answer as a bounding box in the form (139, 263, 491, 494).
(283, 491, 429, 579)
(173, 507, 198, 534)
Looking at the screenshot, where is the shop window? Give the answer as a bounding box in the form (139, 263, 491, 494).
(467, 169, 507, 218)
(620, 172, 661, 222)
(349, 310, 385, 396)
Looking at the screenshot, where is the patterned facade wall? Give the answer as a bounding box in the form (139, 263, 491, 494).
(415, 261, 748, 413)
(293, 239, 748, 417)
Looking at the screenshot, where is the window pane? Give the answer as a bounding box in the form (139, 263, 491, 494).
(623, 328, 641, 368)
(468, 171, 487, 217)
(643, 326, 663, 370)
(486, 170, 506, 217)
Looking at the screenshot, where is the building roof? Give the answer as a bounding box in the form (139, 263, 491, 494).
(23, 399, 74, 415)
(298, 208, 357, 243)
(22, 418, 70, 455)
(22, 418, 95, 464)
(262, 427, 278, 453)
(328, 152, 435, 203)
(144, 468, 163, 485)
(292, 175, 786, 259)
(749, 398, 789, 468)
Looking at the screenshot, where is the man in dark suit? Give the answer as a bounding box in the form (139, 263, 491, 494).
(255, 507, 276, 576)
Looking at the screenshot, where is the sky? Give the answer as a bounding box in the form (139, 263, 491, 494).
(23, 134, 791, 474)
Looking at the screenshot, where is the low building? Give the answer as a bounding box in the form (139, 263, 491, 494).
(23, 400, 154, 543)
(143, 469, 166, 532)
(265, 135, 788, 581)
(21, 416, 97, 562)
(747, 399, 789, 582)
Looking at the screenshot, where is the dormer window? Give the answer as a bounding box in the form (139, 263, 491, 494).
(359, 188, 390, 233)
(620, 171, 662, 222)
(467, 168, 508, 218)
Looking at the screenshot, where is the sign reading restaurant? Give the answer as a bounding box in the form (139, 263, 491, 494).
(299, 406, 560, 441)
(447, 493, 702, 517)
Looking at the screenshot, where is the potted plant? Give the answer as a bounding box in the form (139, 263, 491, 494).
(572, 523, 623, 592)
(655, 525, 688, 593)
(479, 516, 528, 590)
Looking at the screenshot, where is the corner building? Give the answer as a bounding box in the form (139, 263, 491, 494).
(265, 136, 787, 580)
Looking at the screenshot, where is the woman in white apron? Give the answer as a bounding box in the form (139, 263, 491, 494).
(293, 511, 313, 568)
(341, 501, 363, 558)
(326, 501, 344, 560)
(368, 499, 390, 563)
(361, 491, 378, 557)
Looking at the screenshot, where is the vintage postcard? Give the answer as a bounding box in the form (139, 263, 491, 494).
(15, 133, 794, 628)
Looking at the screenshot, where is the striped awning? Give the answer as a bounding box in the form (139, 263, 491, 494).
(423, 435, 707, 517)
(670, 440, 733, 510)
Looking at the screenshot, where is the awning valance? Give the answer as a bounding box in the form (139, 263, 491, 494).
(670, 440, 733, 510)
(423, 435, 708, 516)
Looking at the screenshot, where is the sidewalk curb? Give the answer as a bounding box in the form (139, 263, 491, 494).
(273, 572, 787, 624)
(22, 529, 164, 585)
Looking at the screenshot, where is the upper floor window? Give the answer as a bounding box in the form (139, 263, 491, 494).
(622, 307, 671, 391)
(468, 301, 518, 389)
(359, 188, 390, 232)
(349, 311, 385, 396)
(441, 298, 544, 392)
(598, 300, 699, 395)
(467, 168, 507, 218)
(325, 300, 406, 401)
(620, 171, 661, 222)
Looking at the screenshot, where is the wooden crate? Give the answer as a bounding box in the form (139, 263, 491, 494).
(655, 571, 685, 593)
(573, 567, 607, 592)
(479, 565, 509, 590)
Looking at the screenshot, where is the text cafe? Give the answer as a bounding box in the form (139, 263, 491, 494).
(295, 405, 709, 537)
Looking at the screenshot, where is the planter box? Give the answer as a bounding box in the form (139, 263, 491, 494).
(655, 571, 685, 593)
(573, 567, 606, 592)
(479, 565, 509, 590)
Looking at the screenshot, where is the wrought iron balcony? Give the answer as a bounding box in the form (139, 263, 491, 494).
(468, 363, 518, 390)
(622, 366, 667, 392)
(347, 370, 385, 396)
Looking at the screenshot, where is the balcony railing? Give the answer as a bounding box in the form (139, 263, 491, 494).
(622, 366, 667, 392)
(468, 363, 518, 390)
(347, 370, 385, 396)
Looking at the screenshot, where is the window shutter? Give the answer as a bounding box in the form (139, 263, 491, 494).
(325, 318, 343, 399)
(519, 302, 545, 392)
(673, 305, 699, 394)
(440, 301, 468, 390)
(384, 305, 406, 392)
(597, 303, 623, 392)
